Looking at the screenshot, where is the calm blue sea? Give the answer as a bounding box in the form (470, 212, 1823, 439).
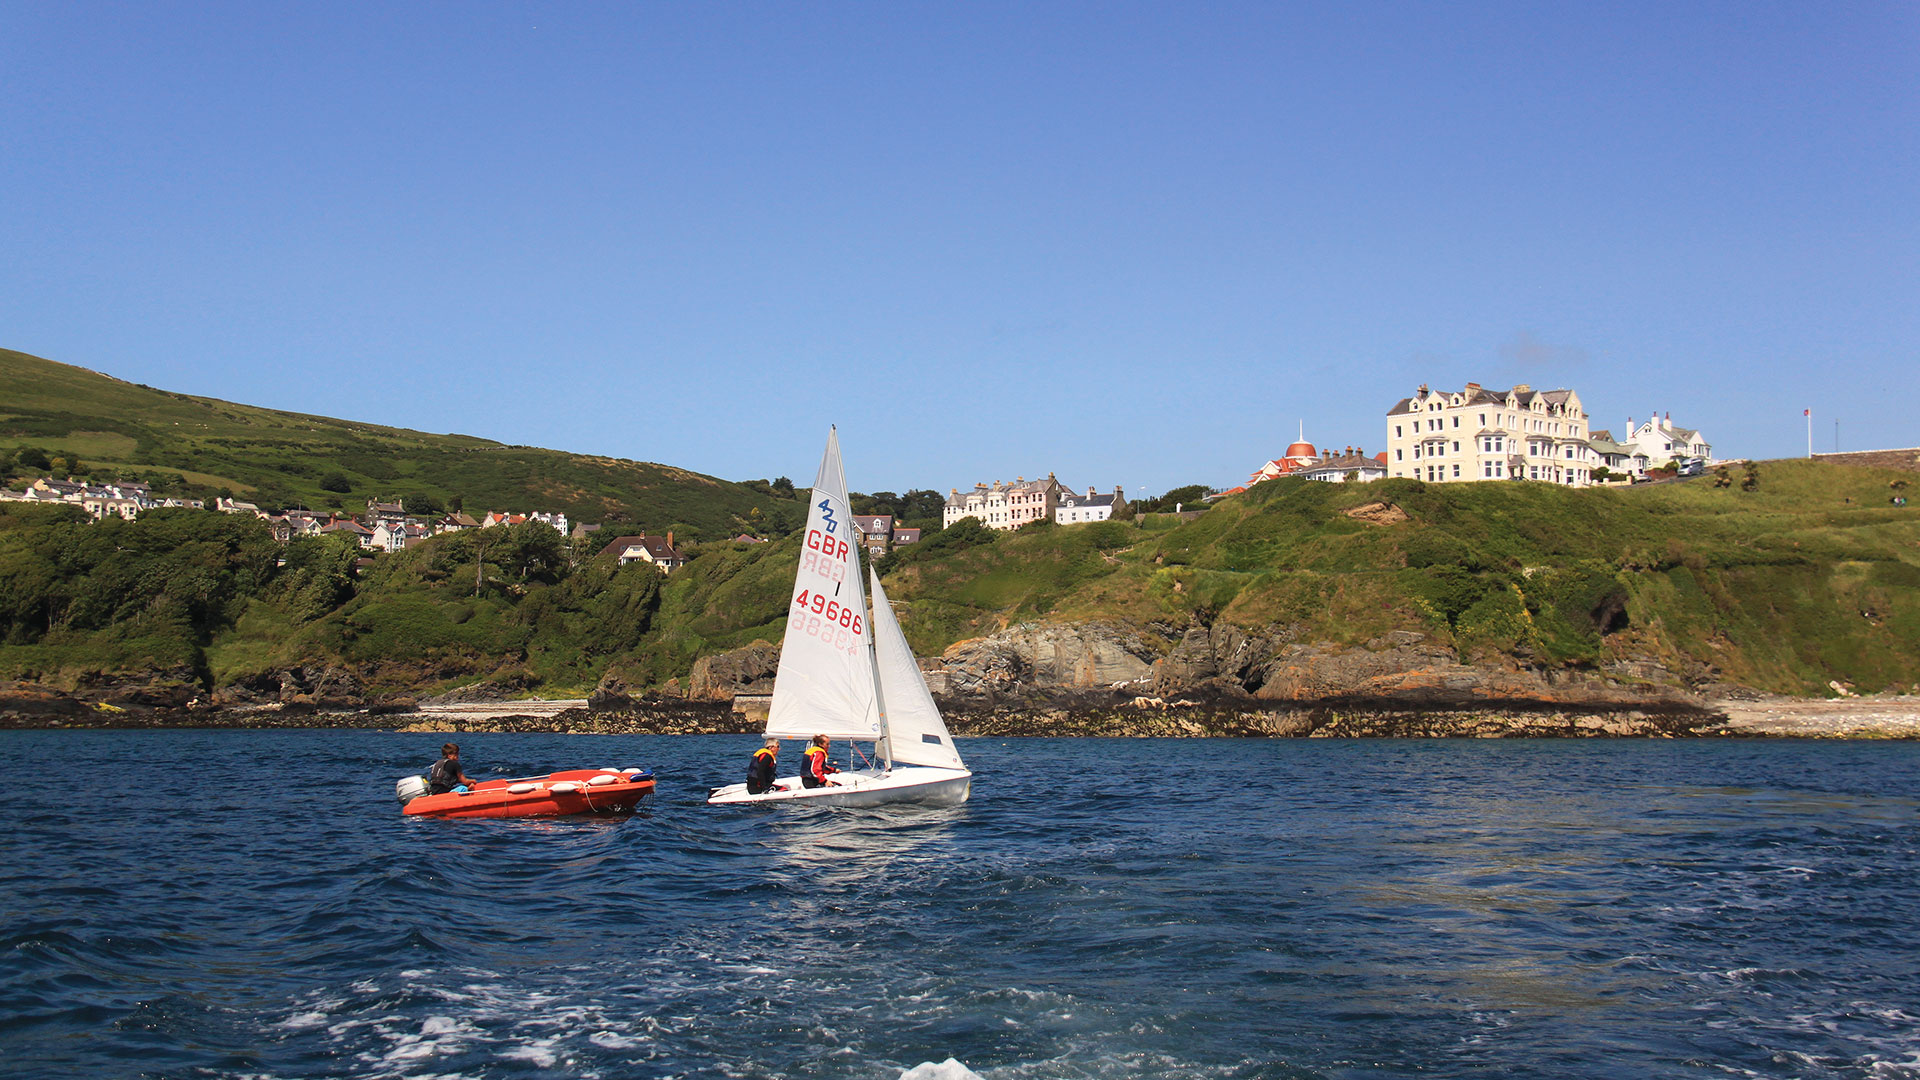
(2, 731, 1917, 1079)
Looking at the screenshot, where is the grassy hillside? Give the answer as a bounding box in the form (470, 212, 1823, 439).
(0, 347, 800, 539)
(876, 460, 1920, 695)
(5, 341, 1915, 704)
(198, 457, 1913, 701)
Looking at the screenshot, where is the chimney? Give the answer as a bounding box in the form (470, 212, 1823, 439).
(667, 531, 674, 549)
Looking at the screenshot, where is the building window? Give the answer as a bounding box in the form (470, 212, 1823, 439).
(1395, 449, 1403, 461)
(1452, 416, 1459, 428)
(1395, 424, 1402, 437)
(1452, 464, 1461, 477)
(1452, 441, 1460, 452)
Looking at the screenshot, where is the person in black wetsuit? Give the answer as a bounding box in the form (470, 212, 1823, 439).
(427, 742, 477, 794)
(801, 735, 839, 788)
(746, 737, 783, 794)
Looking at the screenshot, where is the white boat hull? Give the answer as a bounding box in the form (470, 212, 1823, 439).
(707, 766, 972, 808)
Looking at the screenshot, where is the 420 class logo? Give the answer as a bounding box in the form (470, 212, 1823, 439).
(817, 498, 839, 533)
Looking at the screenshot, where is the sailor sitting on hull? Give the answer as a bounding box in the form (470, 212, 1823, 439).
(801, 735, 840, 788)
(746, 737, 787, 794)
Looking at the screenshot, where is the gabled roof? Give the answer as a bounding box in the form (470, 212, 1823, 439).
(1302, 452, 1385, 473)
(599, 533, 683, 563)
(1059, 493, 1116, 508)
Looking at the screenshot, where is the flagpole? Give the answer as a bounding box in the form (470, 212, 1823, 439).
(1805, 409, 1812, 458)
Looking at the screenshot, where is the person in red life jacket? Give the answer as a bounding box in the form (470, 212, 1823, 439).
(746, 737, 785, 794)
(427, 742, 477, 794)
(801, 734, 840, 788)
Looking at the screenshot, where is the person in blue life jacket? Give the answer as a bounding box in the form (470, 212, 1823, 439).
(801, 734, 840, 788)
(427, 742, 477, 794)
(746, 737, 786, 794)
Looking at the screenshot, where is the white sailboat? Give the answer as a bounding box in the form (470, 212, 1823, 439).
(707, 428, 972, 808)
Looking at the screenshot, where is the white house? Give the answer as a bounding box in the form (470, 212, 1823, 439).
(1054, 486, 1127, 523)
(1296, 451, 1389, 484)
(1618, 413, 1711, 470)
(598, 532, 685, 572)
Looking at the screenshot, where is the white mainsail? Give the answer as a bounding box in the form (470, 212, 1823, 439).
(764, 428, 883, 742)
(869, 569, 965, 771)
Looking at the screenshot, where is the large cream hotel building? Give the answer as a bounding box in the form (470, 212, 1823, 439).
(1386, 383, 1596, 486)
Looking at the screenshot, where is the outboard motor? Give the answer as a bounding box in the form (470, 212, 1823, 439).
(395, 775, 429, 805)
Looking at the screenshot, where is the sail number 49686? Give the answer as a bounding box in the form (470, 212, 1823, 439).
(793, 590, 863, 636)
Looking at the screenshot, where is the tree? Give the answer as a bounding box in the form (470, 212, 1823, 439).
(403, 492, 444, 517)
(770, 476, 795, 499)
(319, 472, 353, 493)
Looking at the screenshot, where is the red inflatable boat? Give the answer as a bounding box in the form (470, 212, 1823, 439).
(397, 768, 655, 819)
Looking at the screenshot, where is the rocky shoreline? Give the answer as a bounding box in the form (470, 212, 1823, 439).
(5, 686, 1917, 739)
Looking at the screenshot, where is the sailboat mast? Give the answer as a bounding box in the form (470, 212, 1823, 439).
(865, 563, 892, 771)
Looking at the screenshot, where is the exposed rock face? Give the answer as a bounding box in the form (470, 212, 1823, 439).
(1344, 501, 1409, 525)
(685, 619, 1707, 714)
(588, 671, 634, 713)
(933, 622, 1159, 695)
(687, 640, 780, 700)
(76, 666, 201, 709)
(1151, 623, 1292, 695)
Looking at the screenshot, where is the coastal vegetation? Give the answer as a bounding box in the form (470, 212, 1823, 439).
(5, 346, 1918, 710)
(4, 449, 1917, 708)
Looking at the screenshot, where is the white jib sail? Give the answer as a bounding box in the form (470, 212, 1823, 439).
(869, 568, 965, 770)
(766, 428, 883, 743)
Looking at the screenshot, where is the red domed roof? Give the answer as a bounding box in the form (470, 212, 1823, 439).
(1285, 441, 1316, 459)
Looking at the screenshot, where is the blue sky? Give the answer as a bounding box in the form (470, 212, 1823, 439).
(3, 3, 1914, 497)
